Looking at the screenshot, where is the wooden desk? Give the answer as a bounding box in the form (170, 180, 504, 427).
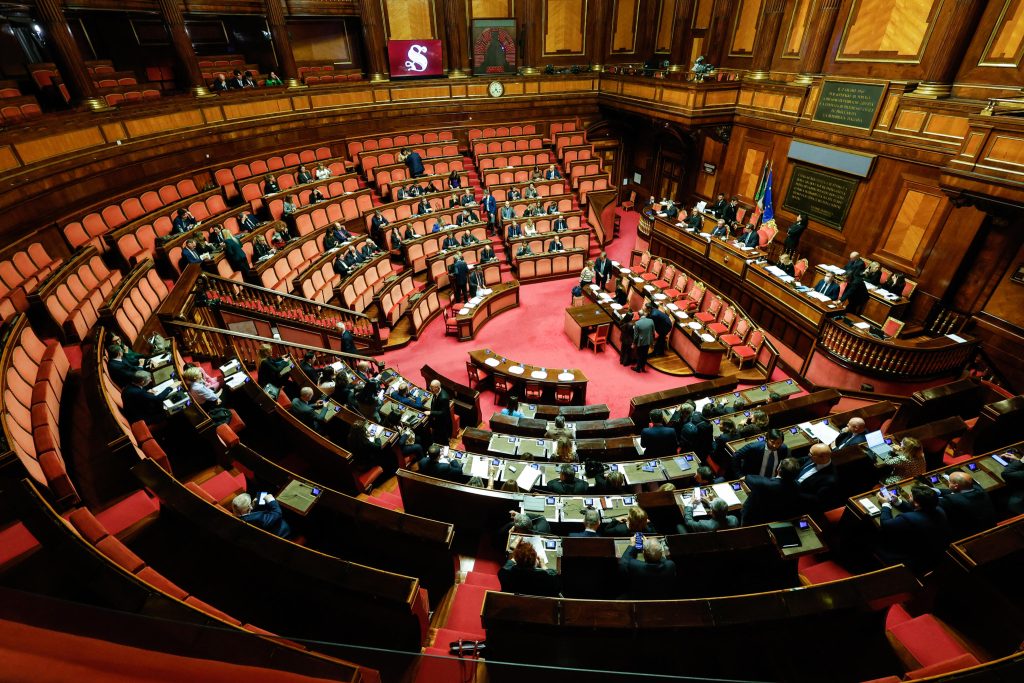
(523, 403, 611, 421)
(745, 261, 840, 329)
(563, 303, 613, 349)
(454, 281, 520, 341)
(814, 264, 910, 324)
(489, 413, 634, 439)
(461, 427, 645, 462)
(708, 237, 762, 277)
(399, 223, 488, 272)
(514, 247, 586, 283)
(426, 242, 487, 287)
(468, 348, 588, 404)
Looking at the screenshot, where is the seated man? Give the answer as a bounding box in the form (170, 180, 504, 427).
(516, 243, 534, 258)
(231, 492, 291, 539)
(681, 491, 738, 533)
(498, 541, 561, 598)
(238, 211, 261, 233)
(122, 370, 174, 426)
(506, 221, 522, 239)
(460, 231, 478, 246)
(547, 463, 587, 494)
(171, 208, 197, 235)
(107, 344, 140, 387)
(479, 244, 497, 263)
(619, 537, 677, 599)
(390, 382, 425, 409)
(548, 236, 565, 252)
(456, 208, 479, 225)
(640, 409, 677, 458)
(508, 186, 522, 200)
(416, 444, 462, 481)
(441, 233, 459, 250)
(289, 386, 325, 432)
(737, 224, 760, 248)
(545, 415, 573, 441)
(711, 219, 729, 238)
(553, 216, 568, 232)
(416, 197, 432, 215)
(796, 443, 840, 513)
(686, 208, 704, 232)
(590, 468, 626, 494)
(545, 164, 561, 180)
(570, 508, 604, 537)
(831, 417, 868, 449)
(876, 485, 950, 574)
(813, 273, 840, 300)
(936, 471, 997, 540)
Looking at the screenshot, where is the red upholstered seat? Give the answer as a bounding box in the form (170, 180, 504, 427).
(200, 469, 247, 503)
(695, 297, 721, 324)
(707, 308, 735, 337)
(798, 560, 852, 585)
(355, 465, 384, 493)
(905, 653, 981, 679)
(887, 613, 972, 669)
(719, 318, 750, 347)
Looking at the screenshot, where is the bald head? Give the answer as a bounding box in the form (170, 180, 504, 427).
(808, 443, 832, 465)
(948, 471, 974, 492)
(300, 387, 314, 401)
(847, 417, 866, 434)
(850, 251, 860, 260)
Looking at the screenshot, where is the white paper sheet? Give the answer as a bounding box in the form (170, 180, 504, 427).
(711, 483, 742, 507)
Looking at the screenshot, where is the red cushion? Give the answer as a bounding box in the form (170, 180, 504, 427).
(136, 566, 188, 600)
(707, 323, 728, 335)
(652, 279, 669, 289)
(0, 522, 39, 568)
(67, 508, 107, 543)
(663, 288, 679, 298)
(185, 595, 242, 625)
(95, 490, 159, 536)
(733, 346, 756, 359)
(95, 536, 146, 573)
(886, 603, 913, 629)
(695, 312, 716, 323)
(799, 560, 852, 585)
(888, 614, 969, 667)
(216, 424, 240, 449)
(445, 584, 489, 636)
(356, 465, 384, 492)
(824, 506, 845, 526)
(905, 653, 980, 679)
(719, 334, 742, 346)
(200, 470, 247, 503)
(464, 572, 502, 590)
(860, 677, 902, 683)
(641, 273, 657, 281)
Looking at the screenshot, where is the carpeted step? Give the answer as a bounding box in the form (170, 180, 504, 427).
(365, 496, 401, 511)
(464, 571, 501, 590)
(443, 584, 489, 636)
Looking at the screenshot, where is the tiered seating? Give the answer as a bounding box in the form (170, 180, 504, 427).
(361, 143, 459, 178)
(467, 124, 539, 142)
(346, 130, 456, 166)
(290, 190, 374, 237)
(471, 135, 545, 157)
(377, 269, 426, 326)
(297, 62, 362, 85)
(213, 146, 333, 200)
(0, 89, 43, 125)
(374, 157, 465, 196)
(255, 231, 336, 293)
(239, 164, 352, 212)
(0, 316, 77, 507)
(33, 246, 122, 342)
(111, 189, 229, 266)
(101, 260, 171, 349)
(0, 241, 64, 323)
(542, 119, 578, 145)
(474, 150, 552, 171)
(488, 178, 566, 201)
(62, 177, 201, 252)
(100, 85, 161, 107)
(339, 253, 394, 312)
(408, 285, 443, 339)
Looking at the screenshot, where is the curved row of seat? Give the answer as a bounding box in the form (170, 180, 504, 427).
(472, 135, 545, 157)
(345, 129, 455, 165)
(293, 235, 370, 304)
(35, 247, 123, 343)
(107, 261, 171, 349)
(377, 269, 426, 327)
(360, 143, 459, 178)
(374, 157, 465, 197)
(238, 162, 351, 209)
(291, 190, 375, 238)
(112, 190, 230, 267)
(467, 123, 541, 141)
(476, 150, 553, 170)
(0, 241, 63, 325)
(214, 146, 333, 200)
(340, 253, 394, 312)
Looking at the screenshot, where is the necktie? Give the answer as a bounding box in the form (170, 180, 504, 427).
(760, 449, 775, 477)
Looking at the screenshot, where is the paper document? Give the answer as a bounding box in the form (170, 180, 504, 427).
(515, 467, 543, 491)
(696, 201, 707, 212)
(712, 483, 742, 507)
(807, 422, 840, 445)
(634, 436, 645, 455)
(469, 456, 490, 479)
(522, 497, 546, 513)
(946, 334, 967, 343)
(854, 322, 871, 330)
(694, 397, 711, 412)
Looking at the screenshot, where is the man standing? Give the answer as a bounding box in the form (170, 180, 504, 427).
(734, 429, 788, 478)
(428, 379, 453, 445)
(593, 251, 611, 289)
(338, 321, 357, 354)
(723, 197, 739, 224)
(403, 148, 425, 178)
(844, 251, 866, 279)
(650, 303, 673, 357)
(633, 309, 655, 373)
(710, 193, 728, 217)
(784, 214, 807, 254)
(640, 410, 677, 457)
(742, 458, 804, 525)
(481, 189, 498, 234)
(453, 255, 469, 303)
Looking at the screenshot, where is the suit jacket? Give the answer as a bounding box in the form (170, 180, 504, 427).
(457, 211, 479, 225)
(416, 456, 462, 481)
(619, 546, 677, 599)
(122, 384, 172, 425)
(814, 279, 840, 300)
(429, 389, 453, 437)
(508, 189, 522, 200)
(241, 499, 291, 538)
(498, 561, 561, 597)
(297, 171, 313, 184)
(683, 505, 739, 533)
(741, 475, 803, 525)
(685, 213, 703, 232)
(547, 478, 588, 494)
(723, 204, 738, 224)
(640, 425, 677, 458)
(651, 309, 673, 336)
(784, 219, 806, 248)
(711, 224, 729, 238)
(548, 241, 564, 253)
(740, 230, 760, 248)
(593, 258, 610, 277)
(545, 169, 561, 179)
(833, 431, 867, 450)
(482, 195, 497, 213)
(507, 225, 522, 238)
(689, 413, 714, 458)
(108, 358, 140, 387)
(734, 441, 789, 478)
(516, 246, 533, 257)
(1004, 460, 1024, 515)
(938, 484, 997, 539)
(710, 199, 728, 216)
(239, 215, 260, 232)
(795, 459, 840, 512)
(290, 398, 322, 429)
(569, 528, 603, 538)
(878, 503, 949, 573)
(480, 247, 496, 262)
(442, 236, 458, 249)
(404, 151, 425, 176)
(553, 218, 568, 231)
(223, 238, 248, 271)
(341, 329, 357, 354)
(453, 260, 469, 285)
(841, 280, 869, 310)
(461, 233, 477, 246)
(182, 248, 203, 265)
(844, 258, 866, 278)
(664, 204, 680, 218)
(634, 317, 655, 346)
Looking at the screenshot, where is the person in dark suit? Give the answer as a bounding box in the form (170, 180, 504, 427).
(448, 193, 461, 208)
(403, 224, 420, 241)
(332, 253, 351, 279)
(722, 197, 739, 224)
(689, 404, 716, 458)
(710, 219, 729, 238)
(776, 253, 796, 277)
(460, 231, 478, 247)
(783, 214, 807, 253)
(222, 230, 248, 272)
(590, 469, 626, 495)
(416, 197, 431, 215)
(795, 444, 840, 513)
(709, 418, 738, 478)
(936, 471, 997, 540)
(479, 244, 497, 263)
(441, 233, 459, 250)
(456, 209, 479, 226)
(107, 344, 140, 387)
(709, 193, 728, 217)
(738, 225, 760, 248)
(741, 457, 804, 525)
(876, 485, 950, 573)
(309, 188, 325, 204)
(296, 165, 313, 184)
(508, 186, 522, 201)
(570, 508, 604, 537)
(452, 256, 469, 303)
(694, 465, 726, 487)
(548, 237, 564, 253)
(662, 199, 680, 219)
(681, 492, 739, 533)
(238, 211, 260, 233)
(481, 189, 497, 225)
(515, 243, 533, 258)
(830, 417, 868, 450)
(262, 174, 280, 194)
(547, 463, 588, 494)
(467, 267, 485, 298)
(506, 221, 522, 239)
(416, 444, 463, 481)
(885, 271, 907, 298)
(545, 164, 562, 180)
(256, 344, 290, 389)
(813, 273, 840, 300)
(685, 208, 703, 232)
(844, 251, 866, 279)
(552, 216, 568, 232)
(122, 370, 173, 425)
(734, 429, 788, 478)
(641, 410, 678, 458)
(172, 209, 197, 235)
(403, 148, 425, 178)
(1003, 453, 1024, 515)
(428, 380, 453, 444)
(840, 273, 869, 315)
(619, 537, 677, 599)
(593, 251, 611, 289)
(863, 260, 883, 286)
(181, 239, 204, 266)
(499, 541, 561, 597)
(618, 315, 635, 367)
(337, 321, 357, 354)
(649, 303, 673, 357)
(290, 387, 325, 432)
(232, 492, 291, 539)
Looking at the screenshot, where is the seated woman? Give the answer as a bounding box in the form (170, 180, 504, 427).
(318, 366, 337, 397)
(500, 395, 525, 418)
(523, 219, 537, 236)
(183, 366, 221, 407)
(448, 170, 461, 189)
(498, 541, 561, 598)
(604, 505, 657, 536)
(776, 253, 795, 277)
(554, 435, 577, 463)
(252, 235, 274, 261)
(877, 436, 927, 485)
(257, 344, 291, 390)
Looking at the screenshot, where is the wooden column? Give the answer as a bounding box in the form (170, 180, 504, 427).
(913, 0, 986, 98)
(587, 0, 611, 71)
(359, 0, 389, 81)
(668, 0, 697, 73)
(443, 0, 470, 78)
(156, 0, 210, 97)
(747, 0, 786, 80)
(263, 0, 301, 87)
(704, 0, 734, 66)
(518, 0, 542, 74)
(795, 0, 841, 84)
(35, 0, 105, 110)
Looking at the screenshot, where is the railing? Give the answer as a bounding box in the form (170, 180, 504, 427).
(163, 319, 379, 370)
(198, 272, 382, 347)
(819, 316, 977, 380)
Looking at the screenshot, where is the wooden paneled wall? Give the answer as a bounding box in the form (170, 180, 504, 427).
(544, 0, 588, 55)
(382, 0, 440, 39)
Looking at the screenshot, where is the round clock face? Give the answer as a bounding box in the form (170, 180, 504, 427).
(488, 81, 504, 98)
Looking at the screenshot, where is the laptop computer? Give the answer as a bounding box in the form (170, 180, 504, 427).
(865, 430, 893, 459)
(151, 364, 176, 386)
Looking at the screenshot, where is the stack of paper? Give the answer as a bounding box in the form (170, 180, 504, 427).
(469, 456, 490, 478)
(854, 322, 871, 329)
(806, 421, 840, 445)
(711, 483, 742, 507)
(515, 467, 542, 491)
